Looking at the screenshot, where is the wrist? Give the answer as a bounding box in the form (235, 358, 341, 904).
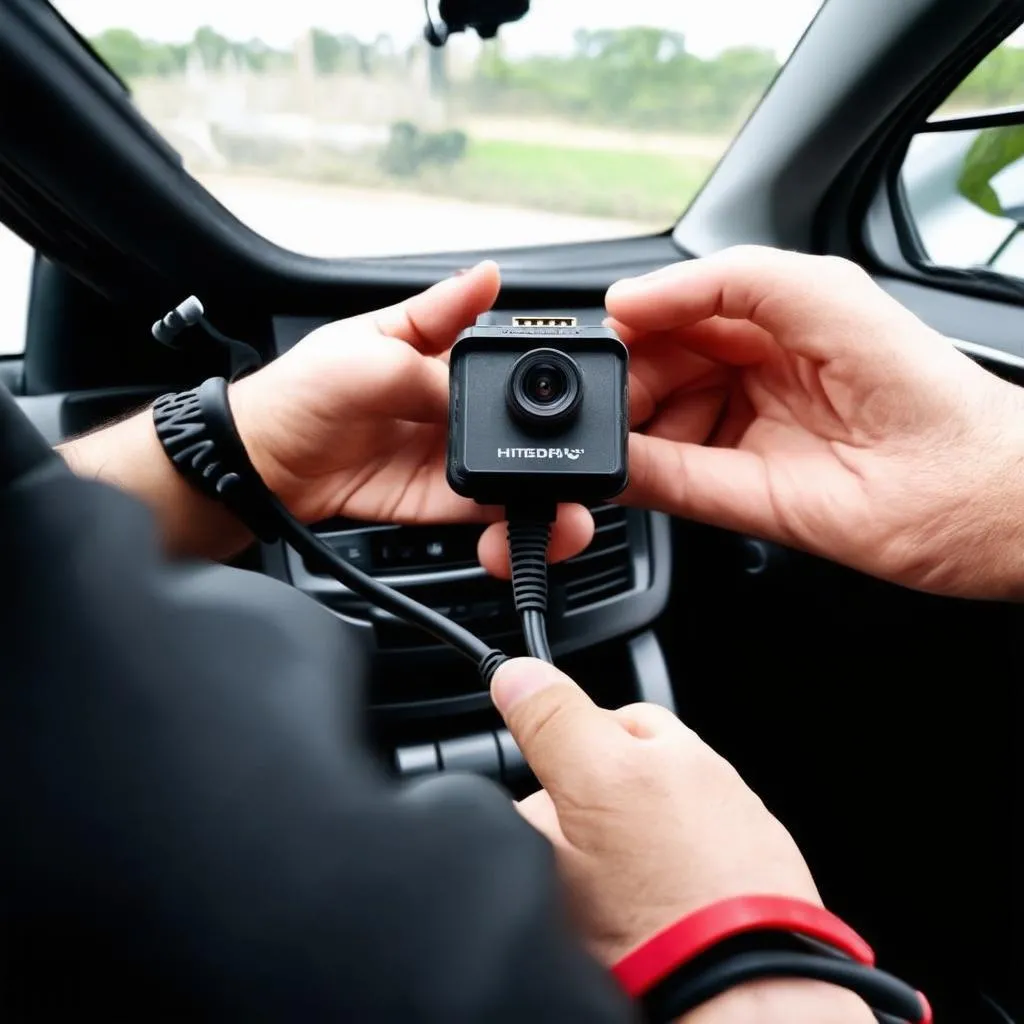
(225, 373, 302, 515)
(937, 379, 1024, 601)
(678, 978, 873, 1024)
(59, 410, 252, 559)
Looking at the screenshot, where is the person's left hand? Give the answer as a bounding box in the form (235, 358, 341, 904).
(230, 260, 593, 563)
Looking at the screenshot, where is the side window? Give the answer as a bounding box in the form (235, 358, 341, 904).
(0, 223, 33, 355)
(900, 32, 1024, 277)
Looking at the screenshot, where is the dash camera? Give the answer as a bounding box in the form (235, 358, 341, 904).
(447, 316, 629, 506)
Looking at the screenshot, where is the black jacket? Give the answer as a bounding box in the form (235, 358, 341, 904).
(0, 390, 633, 1022)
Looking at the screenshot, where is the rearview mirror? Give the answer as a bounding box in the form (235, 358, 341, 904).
(423, 0, 530, 47)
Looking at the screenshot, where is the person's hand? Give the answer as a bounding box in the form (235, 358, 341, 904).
(600, 246, 1024, 599)
(490, 658, 873, 1024)
(229, 260, 591, 563)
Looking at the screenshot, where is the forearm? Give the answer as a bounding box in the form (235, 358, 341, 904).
(681, 979, 874, 1024)
(57, 410, 252, 560)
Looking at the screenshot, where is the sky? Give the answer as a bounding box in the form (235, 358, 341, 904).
(53, 0, 827, 60)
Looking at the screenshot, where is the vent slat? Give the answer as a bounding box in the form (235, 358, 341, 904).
(563, 572, 632, 610)
(559, 506, 634, 610)
(565, 540, 630, 566)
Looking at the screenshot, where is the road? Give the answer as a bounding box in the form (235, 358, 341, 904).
(197, 174, 653, 257)
(0, 178, 649, 354)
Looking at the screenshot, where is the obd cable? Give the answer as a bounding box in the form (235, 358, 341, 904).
(151, 373, 509, 685)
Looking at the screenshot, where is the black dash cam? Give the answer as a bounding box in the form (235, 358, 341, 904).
(447, 316, 629, 506)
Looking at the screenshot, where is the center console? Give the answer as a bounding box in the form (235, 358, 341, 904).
(268, 313, 677, 789)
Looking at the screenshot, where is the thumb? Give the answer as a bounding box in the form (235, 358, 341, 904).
(491, 658, 624, 801)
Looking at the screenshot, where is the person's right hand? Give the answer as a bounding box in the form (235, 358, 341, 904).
(604, 246, 1024, 600)
(491, 658, 873, 1023)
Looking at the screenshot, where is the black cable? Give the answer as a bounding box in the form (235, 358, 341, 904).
(506, 505, 556, 663)
(522, 608, 552, 663)
(151, 296, 262, 379)
(152, 377, 508, 685)
(268, 494, 505, 677)
(643, 949, 928, 1024)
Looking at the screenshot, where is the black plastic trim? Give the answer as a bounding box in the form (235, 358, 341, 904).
(923, 105, 1024, 132)
(675, 0, 1024, 256)
(14, 384, 169, 444)
(626, 631, 677, 714)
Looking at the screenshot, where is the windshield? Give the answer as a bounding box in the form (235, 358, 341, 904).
(53, 0, 823, 257)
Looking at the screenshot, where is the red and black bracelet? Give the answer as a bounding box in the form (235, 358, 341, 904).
(611, 895, 931, 1024)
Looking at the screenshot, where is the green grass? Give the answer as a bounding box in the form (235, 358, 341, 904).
(206, 133, 717, 224)
(419, 138, 715, 223)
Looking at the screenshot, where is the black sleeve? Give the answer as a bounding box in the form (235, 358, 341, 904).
(0, 463, 634, 1022)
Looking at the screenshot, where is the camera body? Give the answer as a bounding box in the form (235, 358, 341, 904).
(447, 318, 629, 506)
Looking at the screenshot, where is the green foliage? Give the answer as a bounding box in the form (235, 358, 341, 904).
(468, 29, 779, 133)
(310, 30, 379, 75)
(92, 28, 186, 77)
(91, 23, 779, 134)
(946, 45, 1024, 110)
(443, 138, 711, 221)
(957, 125, 1024, 218)
(379, 122, 468, 176)
(91, 26, 291, 77)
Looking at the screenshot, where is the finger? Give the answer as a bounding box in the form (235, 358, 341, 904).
(637, 387, 728, 445)
(609, 315, 776, 368)
(374, 260, 501, 354)
(625, 332, 729, 425)
(477, 503, 595, 579)
(606, 247, 934, 363)
(621, 433, 782, 539)
(491, 659, 627, 802)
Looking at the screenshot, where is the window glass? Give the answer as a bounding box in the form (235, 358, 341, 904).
(902, 28, 1024, 276)
(937, 28, 1024, 116)
(0, 224, 33, 355)
(54, 0, 823, 257)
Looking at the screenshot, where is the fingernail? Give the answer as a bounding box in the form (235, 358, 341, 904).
(452, 258, 497, 278)
(491, 657, 564, 714)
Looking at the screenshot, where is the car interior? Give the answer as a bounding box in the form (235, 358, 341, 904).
(0, 0, 1020, 1020)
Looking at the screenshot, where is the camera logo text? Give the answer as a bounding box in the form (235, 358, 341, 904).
(497, 447, 584, 461)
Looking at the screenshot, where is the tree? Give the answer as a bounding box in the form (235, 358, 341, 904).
(91, 28, 186, 78)
(948, 46, 1024, 109)
(310, 28, 344, 74)
(193, 26, 231, 72)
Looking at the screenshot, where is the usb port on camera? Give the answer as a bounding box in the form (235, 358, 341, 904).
(512, 316, 578, 327)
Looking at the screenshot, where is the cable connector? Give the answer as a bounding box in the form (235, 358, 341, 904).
(151, 295, 263, 379)
(151, 296, 205, 345)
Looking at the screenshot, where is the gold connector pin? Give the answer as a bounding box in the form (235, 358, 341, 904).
(511, 316, 577, 327)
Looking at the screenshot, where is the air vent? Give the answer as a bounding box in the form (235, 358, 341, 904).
(307, 522, 483, 577)
(558, 505, 633, 612)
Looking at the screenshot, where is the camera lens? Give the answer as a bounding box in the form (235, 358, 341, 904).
(507, 348, 583, 429)
(523, 364, 567, 405)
